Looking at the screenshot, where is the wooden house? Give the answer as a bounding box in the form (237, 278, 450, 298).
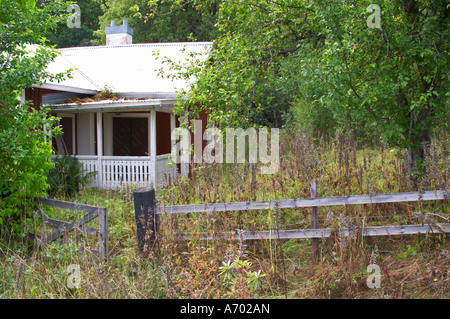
(24, 20, 211, 189)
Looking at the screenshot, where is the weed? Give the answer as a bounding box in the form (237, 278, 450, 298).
(1, 129, 449, 299)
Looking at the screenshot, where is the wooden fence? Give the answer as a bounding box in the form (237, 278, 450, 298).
(134, 184, 449, 262)
(29, 197, 108, 260)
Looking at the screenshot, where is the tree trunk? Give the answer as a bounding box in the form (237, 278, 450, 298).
(407, 129, 430, 188)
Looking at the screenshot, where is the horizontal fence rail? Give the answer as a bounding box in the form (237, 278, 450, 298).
(170, 224, 450, 242)
(156, 190, 448, 215)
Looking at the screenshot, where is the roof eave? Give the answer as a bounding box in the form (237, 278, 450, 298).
(34, 83, 100, 95)
(49, 100, 176, 114)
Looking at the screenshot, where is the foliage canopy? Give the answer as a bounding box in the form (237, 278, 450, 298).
(0, 0, 70, 232)
(164, 0, 448, 177)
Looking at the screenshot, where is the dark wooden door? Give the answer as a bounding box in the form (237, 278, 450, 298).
(113, 117, 148, 156)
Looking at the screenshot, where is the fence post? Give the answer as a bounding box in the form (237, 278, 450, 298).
(133, 187, 156, 251)
(310, 181, 319, 263)
(98, 207, 108, 261)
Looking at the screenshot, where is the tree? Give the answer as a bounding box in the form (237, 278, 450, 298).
(39, 0, 105, 48)
(166, 0, 309, 129)
(285, 0, 449, 178)
(169, 0, 448, 182)
(0, 0, 70, 233)
(95, 0, 220, 44)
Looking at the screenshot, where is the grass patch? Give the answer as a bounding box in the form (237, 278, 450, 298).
(1, 130, 449, 299)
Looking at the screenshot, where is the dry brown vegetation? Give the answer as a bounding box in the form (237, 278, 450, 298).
(0, 129, 448, 299)
(63, 92, 153, 104)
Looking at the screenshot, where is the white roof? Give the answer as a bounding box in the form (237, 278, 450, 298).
(38, 42, 211, 98)
(50, 98, 174, 113)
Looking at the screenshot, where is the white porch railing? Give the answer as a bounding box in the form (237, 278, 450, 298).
(52, 154, 175, 189)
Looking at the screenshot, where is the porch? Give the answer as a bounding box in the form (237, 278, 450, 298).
(50, 98, 180, 189)
(73, 154, 175, 189)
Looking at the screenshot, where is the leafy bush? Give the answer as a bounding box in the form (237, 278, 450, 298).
(47, 155, 95, 198)
(0, 1, 69, 234)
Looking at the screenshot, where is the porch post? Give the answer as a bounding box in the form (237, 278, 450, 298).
(170, 113, 176, 138)
(150, 108, 157, 187)
(89, 113, 95, 155)
(180, 114, 190, 179)
(96, 111, 103, 188)
(170, 113, 177, 180)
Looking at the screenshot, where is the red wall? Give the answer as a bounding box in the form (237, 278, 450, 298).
(25, 88, 61, 110)
(156, 112, 172, 155)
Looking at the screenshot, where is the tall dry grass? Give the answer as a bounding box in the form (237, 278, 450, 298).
(154, 128, 449, 298)
(0, 129, 448, 299)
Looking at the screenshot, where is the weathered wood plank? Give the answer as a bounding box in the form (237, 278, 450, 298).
(98, 207, 108, 260)
(34, 206, 98, 235)
(240, 223, 450, 240)
(241, 228, 332, 240)
(157, 190, 448, 215)
(35, 197, 102, 214)
(44, 219, 98, 236)
(167, 223, 450, 242)
(162, 231, 239, 241)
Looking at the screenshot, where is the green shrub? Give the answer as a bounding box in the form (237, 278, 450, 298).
(47, 155, 95, 198)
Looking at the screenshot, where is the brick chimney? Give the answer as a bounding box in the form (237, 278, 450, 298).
(105, 19, 133, 45)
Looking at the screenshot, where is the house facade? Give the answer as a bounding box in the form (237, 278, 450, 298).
(25, 20, 211, 189)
